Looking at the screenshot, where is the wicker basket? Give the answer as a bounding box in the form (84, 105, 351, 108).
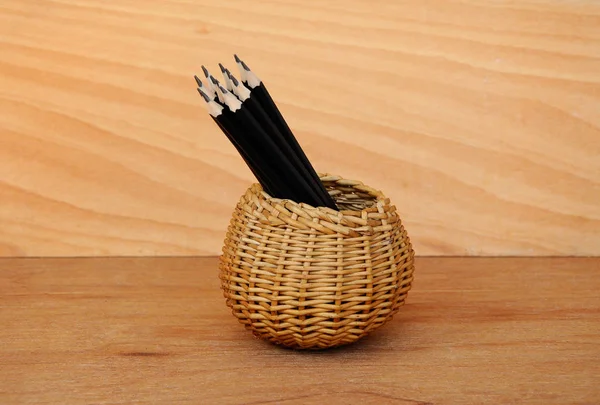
(219, 174, 415, 349)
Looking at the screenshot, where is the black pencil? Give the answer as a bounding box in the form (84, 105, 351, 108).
(233, 55, 337, 210)
(226, 72, 330, 207)
(194, 58, 338, 210)
(203, 78, 308, 202)
(201, 74, 296, 198)
(215, 83, 324, 206)
(196, 88, 278, 195)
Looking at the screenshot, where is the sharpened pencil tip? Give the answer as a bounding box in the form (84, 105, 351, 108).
(240, 60, 250, 71)
(234, 54, 241, 63)
(209, 75, 219, 85)
(218, 84, 228, 93)
(197, 88, 210, 102)
(201, 66, 210, 78)
(218, 63, 226, 73)
(230, 74, 239, 86)
(194, 75, 203, 87)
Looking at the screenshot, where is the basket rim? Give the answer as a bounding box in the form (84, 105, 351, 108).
(242, 173, 397, 236)
(257, 172, 386, 209)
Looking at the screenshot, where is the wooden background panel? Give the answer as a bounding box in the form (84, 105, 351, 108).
(0, 0, 599, 257)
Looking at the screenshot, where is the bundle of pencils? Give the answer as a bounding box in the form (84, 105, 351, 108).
(194, 55, 338, 211)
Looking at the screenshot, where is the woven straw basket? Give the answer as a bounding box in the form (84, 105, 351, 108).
(219, 174, 415, 349)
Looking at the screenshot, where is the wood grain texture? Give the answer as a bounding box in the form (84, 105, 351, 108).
(1, 0, 599, 257)
(1, 257, 599, 404)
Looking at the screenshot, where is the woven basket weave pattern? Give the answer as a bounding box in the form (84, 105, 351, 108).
(219, 174, 415, 349)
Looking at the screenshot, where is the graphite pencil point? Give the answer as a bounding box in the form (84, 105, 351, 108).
(201, 65, 210, 78)
(197, 88, 210, 102)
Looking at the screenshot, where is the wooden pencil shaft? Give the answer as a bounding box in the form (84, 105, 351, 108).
(246, 88, 332, 204)
(225, 107, 319, 205)
(218, 111, 300, 201)
(243, 96, 329, 207)
(212, 116, 275, 195)
(210, 73, 301, 200)
(251, 84, 337, 209)
(232, 107, 323, 206)
(217, 112, 295, 198)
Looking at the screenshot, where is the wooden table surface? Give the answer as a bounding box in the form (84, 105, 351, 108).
(1, 257, 598, 404)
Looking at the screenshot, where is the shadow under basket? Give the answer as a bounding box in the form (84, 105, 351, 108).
(219, 174, 415, 349)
